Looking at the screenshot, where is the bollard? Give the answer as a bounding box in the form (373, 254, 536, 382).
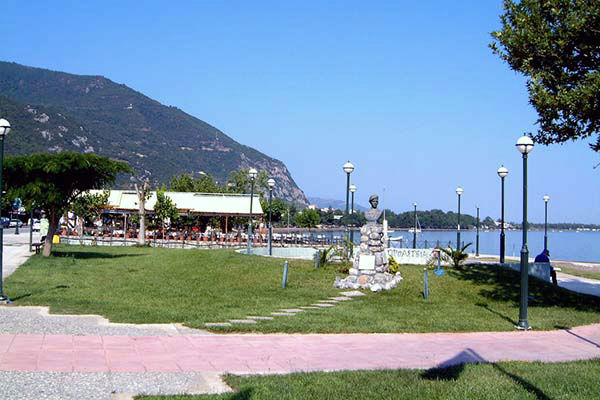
(282, 260, 289, 288)
(314, 250, 320, 269)
(424, 268, 429, 299)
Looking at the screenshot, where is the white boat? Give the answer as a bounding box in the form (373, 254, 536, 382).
(389, 236, 403, 242)
(407, 227, 421, 234)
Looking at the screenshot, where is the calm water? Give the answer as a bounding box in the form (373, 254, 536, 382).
(316, 229, 599, 263)
(385, 230, 600, 263)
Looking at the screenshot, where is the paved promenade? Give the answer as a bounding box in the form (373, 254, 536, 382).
(1, 324, 600, 375)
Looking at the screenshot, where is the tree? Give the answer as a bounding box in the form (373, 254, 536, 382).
(134, 179, 151, 245)
(3, 153, 130, 256)
(295, 209, 320, 229)
(491, 1, 600, 151)
(226, 168, 269, 196)
(71, 190, 110, 237)
(260, 197, 287, 224)
(153, 189, 179, 240)
(170, 173, 220, 193)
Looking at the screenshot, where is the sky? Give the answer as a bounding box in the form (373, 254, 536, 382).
(2, 1, 599, 223)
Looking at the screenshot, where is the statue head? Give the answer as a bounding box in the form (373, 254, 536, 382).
(369, 195, 379, 209)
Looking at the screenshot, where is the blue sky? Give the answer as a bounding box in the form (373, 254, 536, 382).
(3, 1, 598, 223)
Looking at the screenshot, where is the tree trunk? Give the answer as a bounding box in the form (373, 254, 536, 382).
(42, 211, 59, 257)
(138, 212, 146, 245)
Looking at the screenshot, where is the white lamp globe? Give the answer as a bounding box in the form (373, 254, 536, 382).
(0, 119, 11, 137)
(349, 184, 357, 193)
(497, 166, 509, 178)
(267, 178, 275, 189)
(456, 187, 463, 196)
(543, 195, 550, 203)
(516, 135, 534, 154)
(342, 161, 354, 174)
(248, 168, 258, 179)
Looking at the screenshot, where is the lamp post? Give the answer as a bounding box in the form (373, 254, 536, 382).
(516, 135, 534, 330)
(497, 166, 508, 263)
(349, 184, 356, 214)
(412, 202, 417, 249)
(456, 187, 463, 249)
(349, 184, 356, 244)
(267, 178, 275, 256)
(342, 161, 354, 254)
(476, 206, 480, 256)
(342, 161, 354, 215)
(247, 168, 258, 255)
(543, 195, 550, 251)
(0, 119, 12, 303)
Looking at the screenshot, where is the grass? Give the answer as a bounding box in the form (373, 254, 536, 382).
(5, 245, 600, 333)
(137, 359, 600, 399)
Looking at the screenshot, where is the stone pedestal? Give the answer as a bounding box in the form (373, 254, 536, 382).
(334, 223, 402, 292)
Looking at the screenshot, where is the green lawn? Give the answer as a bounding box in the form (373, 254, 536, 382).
(138, 359, 600, 400)
(5, 245, 600, 333)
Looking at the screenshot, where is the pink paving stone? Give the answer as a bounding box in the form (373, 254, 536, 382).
(73, 335, 104, 350)
(9, 334, 44, 352)
(42, 335, 74, 350)
(0, 352, 38, 371)
(37, 351, 73, 372)
(143, 360, 182, 372)
(0, 335, 14, 352)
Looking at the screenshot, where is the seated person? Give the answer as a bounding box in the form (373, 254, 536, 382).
(535, 249, 557, 285)
(534, 249, 550, 263)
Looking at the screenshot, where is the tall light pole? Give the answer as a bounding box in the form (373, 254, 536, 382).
(342, 161, 354, 252)
(342, 161, 354, 215)
(543, 195, 550, 251)
(497, 166, 509, 263)
(0, 119, 12, 303)
(349, 184, 356, 244)
(267, 178, 275, 256)
(247, 168, 258, 255)
(516, 135, 534, 330)
(456, 187, 463, 249)
(349, 184, 356, 214)
(412, 202, 417, 249)
(476, 206, 480, 257)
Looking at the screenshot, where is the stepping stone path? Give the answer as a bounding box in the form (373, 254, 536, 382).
(204, 291, 361, 328)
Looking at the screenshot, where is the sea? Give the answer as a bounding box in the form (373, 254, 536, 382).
(325, 229, 599, 263)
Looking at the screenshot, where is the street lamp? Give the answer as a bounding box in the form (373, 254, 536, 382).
(349, 184, 356, 214)
(516, 135, 534, 330)
(476, 206, 480, 257)
(247, 168, 258, 255)
(543, 195, 550, 251)
(497, 166, 509, 263)
(412, 202, 417, 249)
(455, 187, 463, 249)
(349, 184, 356, 244)
(342, 161, 354, 215)
(0, 118, 12, 303)
(267, 178, 275, 256)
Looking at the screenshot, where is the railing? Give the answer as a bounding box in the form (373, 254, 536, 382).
(388, 239, 467, 249)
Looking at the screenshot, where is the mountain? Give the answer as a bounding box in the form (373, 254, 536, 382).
(0, 61, 308, 205)
(307, 196, 368, 211)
